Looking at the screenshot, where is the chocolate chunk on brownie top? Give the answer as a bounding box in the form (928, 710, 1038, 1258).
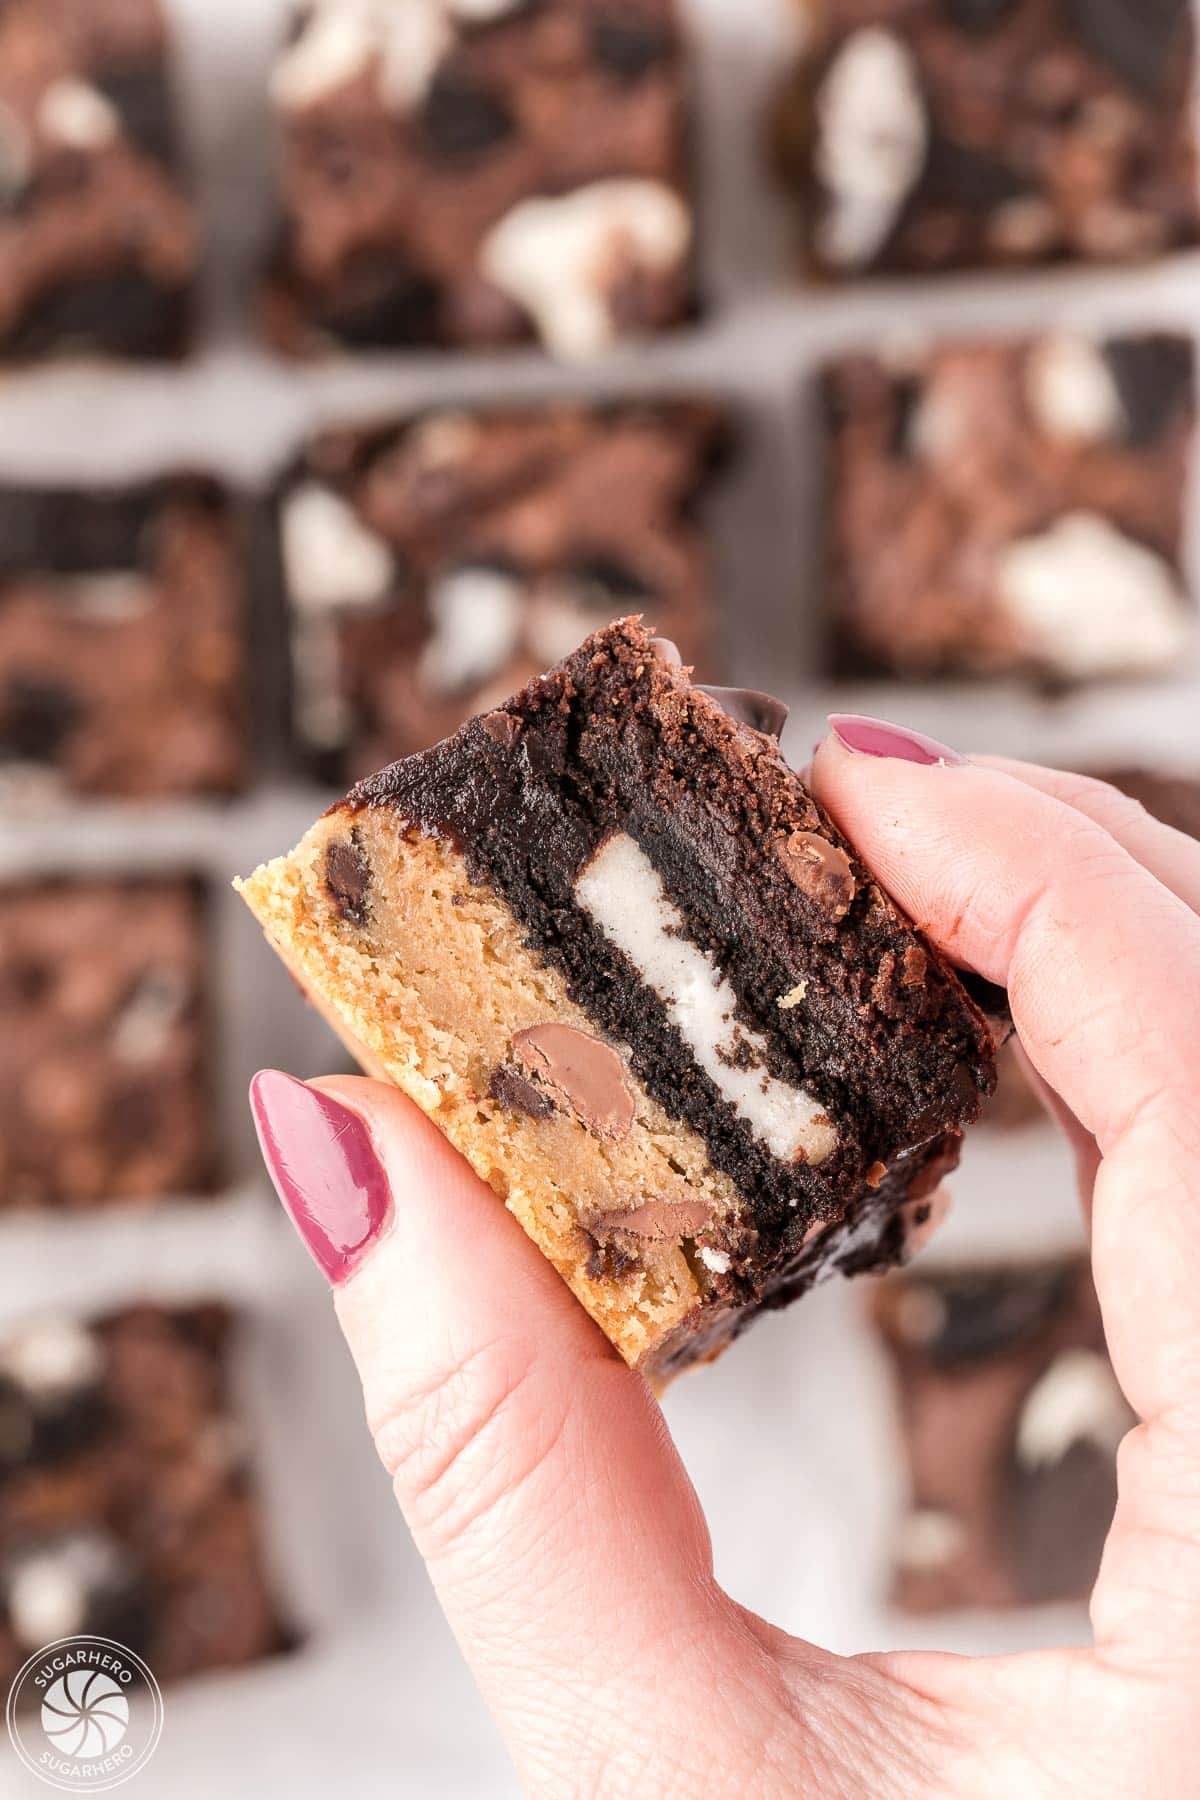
(238, 620, 995, 1380)
(775, 0, 1200, 278)
(0, 1305, 293, 1687)
(0, 0, 199, 361)
(265, 0, 694, 356)
(824, 332, 1196, 682)
(0, 875, 218, 1208)
(277, 400, 723, 780)
(874, 1258, 1131, 1610)
(0, 476, 249, 802)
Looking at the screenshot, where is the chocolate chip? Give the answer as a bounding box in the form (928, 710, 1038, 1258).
(591, 15, 673, 82)
(699, 685, 789, 741)
(776, 831, 856, 920)
(1068, 0, 1187, 94)
(586, 1238, 642, 1281)
(0, 677, 82, 763)
(512, 1022, 635, 1139)
(325, 834, 371, 927)
(481, 710, 522, 747)
(921, 1268, 1074, 1368)
(649, 636, 682, 666)
(419, 70, 515, 161)
(586, 1198, 713, 1241)
(945, 0, 1018, 31)
(488, 1064, 556, 1120)
(1103, 335, 1194, 445)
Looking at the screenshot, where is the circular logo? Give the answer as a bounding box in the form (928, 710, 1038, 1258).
(6, 1637, 163, 1792)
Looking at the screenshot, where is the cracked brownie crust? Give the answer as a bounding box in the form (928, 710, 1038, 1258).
(240, 620, 995, 1380)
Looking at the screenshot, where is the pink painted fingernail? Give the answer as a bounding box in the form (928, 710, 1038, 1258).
(250, 1072, 392, 1285)
(828, 715, 964, 767)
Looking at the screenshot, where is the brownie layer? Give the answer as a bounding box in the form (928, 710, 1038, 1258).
(0, 1305, 293, 1686)
(0, 476, 249, 802)
(874, 1259, 1132, 1610)
(348, 620, 995, 1275)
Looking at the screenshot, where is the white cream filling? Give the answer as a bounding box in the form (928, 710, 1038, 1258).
(574, 833, 837, 1167)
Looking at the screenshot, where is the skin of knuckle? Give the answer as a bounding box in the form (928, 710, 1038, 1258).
(369, 1335, 549, 1541)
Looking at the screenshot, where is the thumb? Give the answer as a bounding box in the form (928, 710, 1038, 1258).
(249, 1070, 782, 1793)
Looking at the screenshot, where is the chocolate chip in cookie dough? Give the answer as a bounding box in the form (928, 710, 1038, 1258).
(419, 70, 515, 162)
(512, 1023, 635, 1140)
(488, 1064, 557, 1120)
(325, 835, 372, 927)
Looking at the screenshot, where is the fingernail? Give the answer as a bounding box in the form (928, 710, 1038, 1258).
(828, 715, 964, 767)
(249, 1071, 392, 1285)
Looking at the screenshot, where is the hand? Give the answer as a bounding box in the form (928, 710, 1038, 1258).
(249, 721, 1200, 1799)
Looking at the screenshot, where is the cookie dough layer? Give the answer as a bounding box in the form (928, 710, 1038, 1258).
(240, 813, 747, 1376)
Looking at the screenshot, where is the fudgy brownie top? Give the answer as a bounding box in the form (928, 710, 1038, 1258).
(267, 0, 694, 353)
(0, 0, 197, 355)
(346, 619, 995, 1264)
(0, 477, 248, 802)
(780, 0, 1199, 276)
(0, 1305, 291, 1684)
(824, 333, 1195, 680)
(279, 402, 723, 776)
(0, 876, 217, 1208)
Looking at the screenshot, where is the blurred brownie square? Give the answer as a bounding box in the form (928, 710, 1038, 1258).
(824, 332, 1196, 682)
(277, 400, 724, 781)
(0, 0, 199, 361)
(874, 1258, 1132, 1611)
(776, 0, 1200, 278)
(265, 0, 695, 356)
(0, 1305, 293, 1685)
(0, 476, 249, 805)
(0, 876, 218, 1209)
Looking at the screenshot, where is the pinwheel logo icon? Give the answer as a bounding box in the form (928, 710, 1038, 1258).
(6, 1635, 163, 1791)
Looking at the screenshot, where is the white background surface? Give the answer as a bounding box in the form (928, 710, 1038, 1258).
(0, 0, 1197, 1793)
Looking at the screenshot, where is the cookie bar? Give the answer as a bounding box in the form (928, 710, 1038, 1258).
(775, 0, 1200, 279)
(239, 619, 995, 1381)
(824, 332, 1196, 682)
(265, 0, 694, 356)
(874, 1258, 1132, 1610)
(0, 876, 218, 1209)
(0, 1305, 293, 1686)
(0, 0, 199, 361)
(277, 401, 723, 782)
(0, 477, 249, 804)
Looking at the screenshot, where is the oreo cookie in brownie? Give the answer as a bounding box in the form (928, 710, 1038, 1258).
(0, 0, 199, 361)
(265, 0, 695, 356)
(774, 0, 1200, 279)
(278, 400, 723, 782)
(874, 1258, 1132, 1611)
(0, 875, 218, 1209)
(0, 1305, 293, 1688)
(239, 619, 995, 1381)
(0, 477, 249, 804)
(824, 332, 1196, 682)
